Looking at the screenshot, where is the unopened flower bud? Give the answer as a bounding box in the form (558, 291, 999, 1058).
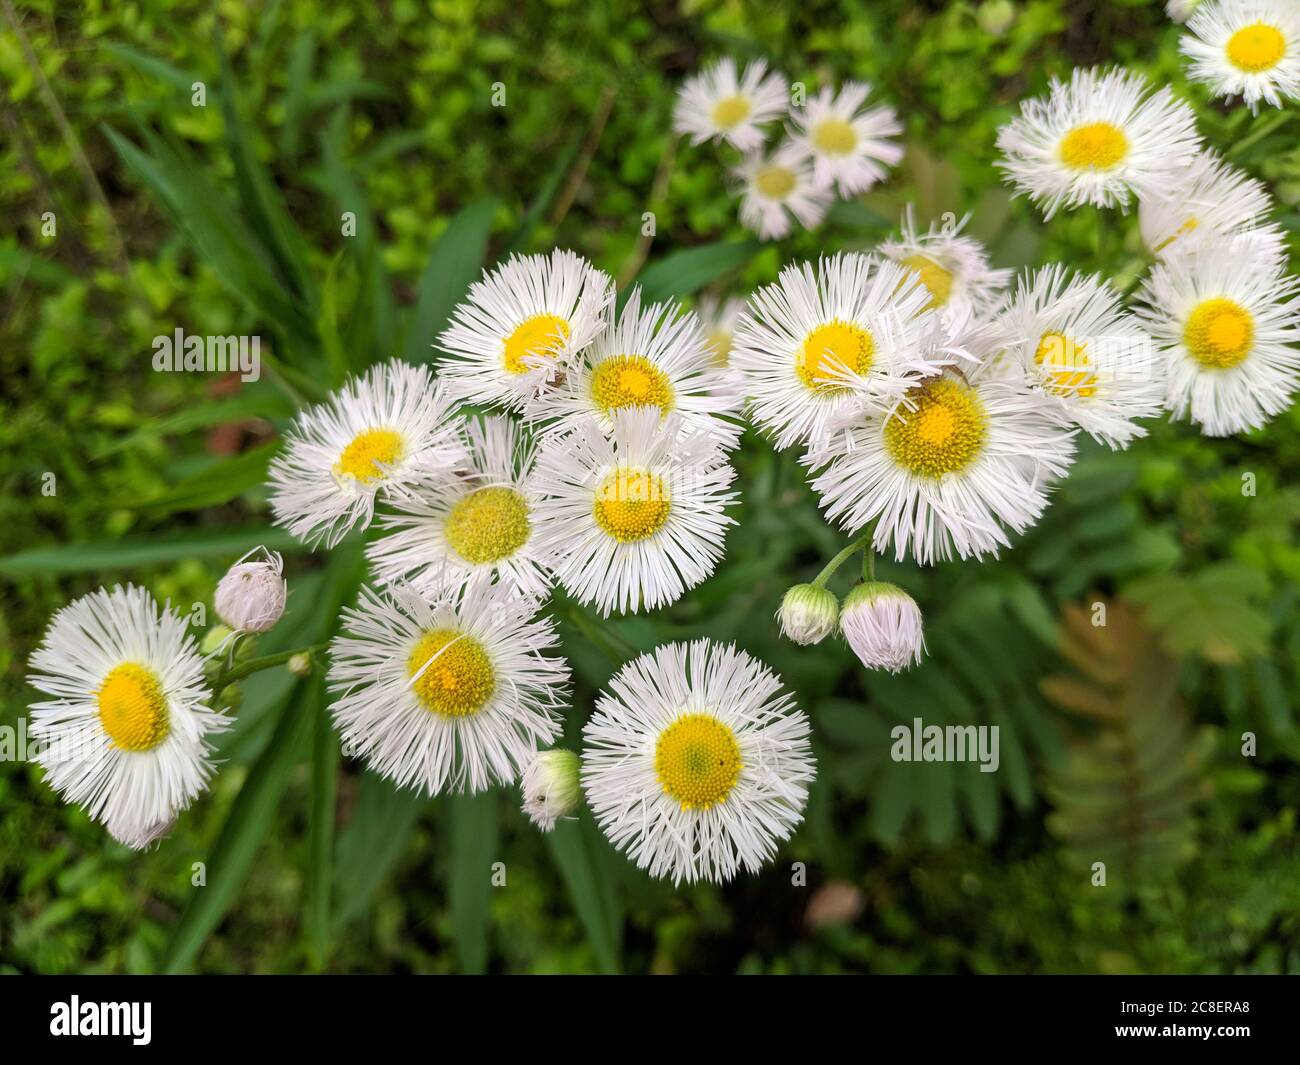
(778, 583, 839, 646)
(215, 548, 286, 633)
(287, 651, 313, 677)
(840, 582, 925, 673)
(521, 749, 581, 831)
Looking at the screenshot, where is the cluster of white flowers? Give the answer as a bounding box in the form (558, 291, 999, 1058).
(673, 58, 903, 240)
(24, 28, 1299, 887)
(268, 250, 812, 884)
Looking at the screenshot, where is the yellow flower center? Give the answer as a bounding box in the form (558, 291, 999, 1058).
(502, 313, 571, 375)
(97, 663, 169, 752)
(711, 95, 752, 129)
(798, 320, 875, 394)
(1034, 331, 1098, 398)
(1058, 121, 1129, 171)
(811, 118, 858, 155)
(335, 428, 405, 483)
(884, 377, 987, 478)
(1183, 298, 1255, 369)
(654, 713, 742, 810)
(407, 629, 495, 718)
(592, 468, 670, 542)
(1227, 23, 1286, 73)
(590, 354, 675, 417)
(901, 254, 955, 310)
(707, 328, 733, 367)
(755, 165, 797, 200)
(443, 486, 531, 564)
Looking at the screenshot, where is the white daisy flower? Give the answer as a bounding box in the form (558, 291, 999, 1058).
(805, 372, 1076, 565)
(527, 289, 744, 450)
(975, 266, 1164, 449)
(1139, 150, 1284, 260)
(327, 580, 569, 796)
(437, 250, 614, 411)
(789, 81, 903, 196)
(734, 140, 833, 241)
(1181, 0, 1300, 111)
(1136, 233, 1300, 436)
(582, 639, 815, 885)
(696, 292, 748, 367)
(880, 207, 1013, 331)
(731, 252, 948, 450)
(996, 67, 1202, 219)
(26, 585, 227, 848)
(268, 359, 464, 549)
(839, 582, 925, 673)
(531, 408, 738, 616)
(368, 415, 552, 601)
(672, 57, 789, 151)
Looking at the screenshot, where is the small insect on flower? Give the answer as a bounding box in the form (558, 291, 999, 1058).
(369, 415, 553, 601)
(527, 288, 745, 450)
(695, 293, 748, 367)
(672, 57, 789, 151)
(806, 372, 1076, 565)
(327, 580, 570, 796)
(531, 408, 739, 616)
(975, 265, 1163, 449)
(788, 81, 903, 197)
(520, 748, 582, 832)
(996, 66, 1202, 219)
(732, 252, 947, 451)
(1139, 150, 1284, 261)
(880, 207, 1012, 331)
(582, 640, 816, 885)
(839, 582, 925, 673)
(214, 547, 287, 633)
(1136, 232, 1300, 437)
(26, 585, 228, 848)
(733, 140, 833, 241)
(268, 359, 464, 549)
(1180, 0, 1300, 112)
(778, 583, 839, 646)
(437, 250, 614, 412)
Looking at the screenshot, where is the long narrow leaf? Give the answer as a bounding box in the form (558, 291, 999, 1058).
(306, 680, 340, 970)
(331, 773, 429, 931)
(402, 199, 498, 361)
(447, 791, 498, 974)
(546, 813, 622, 974)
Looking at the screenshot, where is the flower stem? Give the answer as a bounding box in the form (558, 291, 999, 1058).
(214, 643, 327, 691)
(812, 531, 875, 588)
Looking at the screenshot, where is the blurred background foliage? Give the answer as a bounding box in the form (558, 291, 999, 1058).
(2, 0, 1299, 974)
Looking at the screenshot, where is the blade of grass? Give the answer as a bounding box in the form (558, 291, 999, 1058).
(306, 677, 340, 970)
(331, 773, 429, 931)
(546, 812, 622, 974)
(130, 441, 279, 516)
(447, 791, 498, 974)
(402, 198, 497, 362)
(624, 239, 761, 306)
(0, 525, 303, 579)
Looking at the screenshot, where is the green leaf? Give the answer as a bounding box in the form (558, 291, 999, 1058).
(446, 791, 498, 974)
(626, 240, 761, 306)
(546, 813, 622, 974)
(92, 389, 294, 459)
(131, 441, 279, 516)
(306, 684, 340, 970)
(0, 525, 303, 578)
(1127, 564, 1273, 664)
(161, 680, 315, 972)
(403, 199, 498, 361)
(331, 773, 429, 930)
